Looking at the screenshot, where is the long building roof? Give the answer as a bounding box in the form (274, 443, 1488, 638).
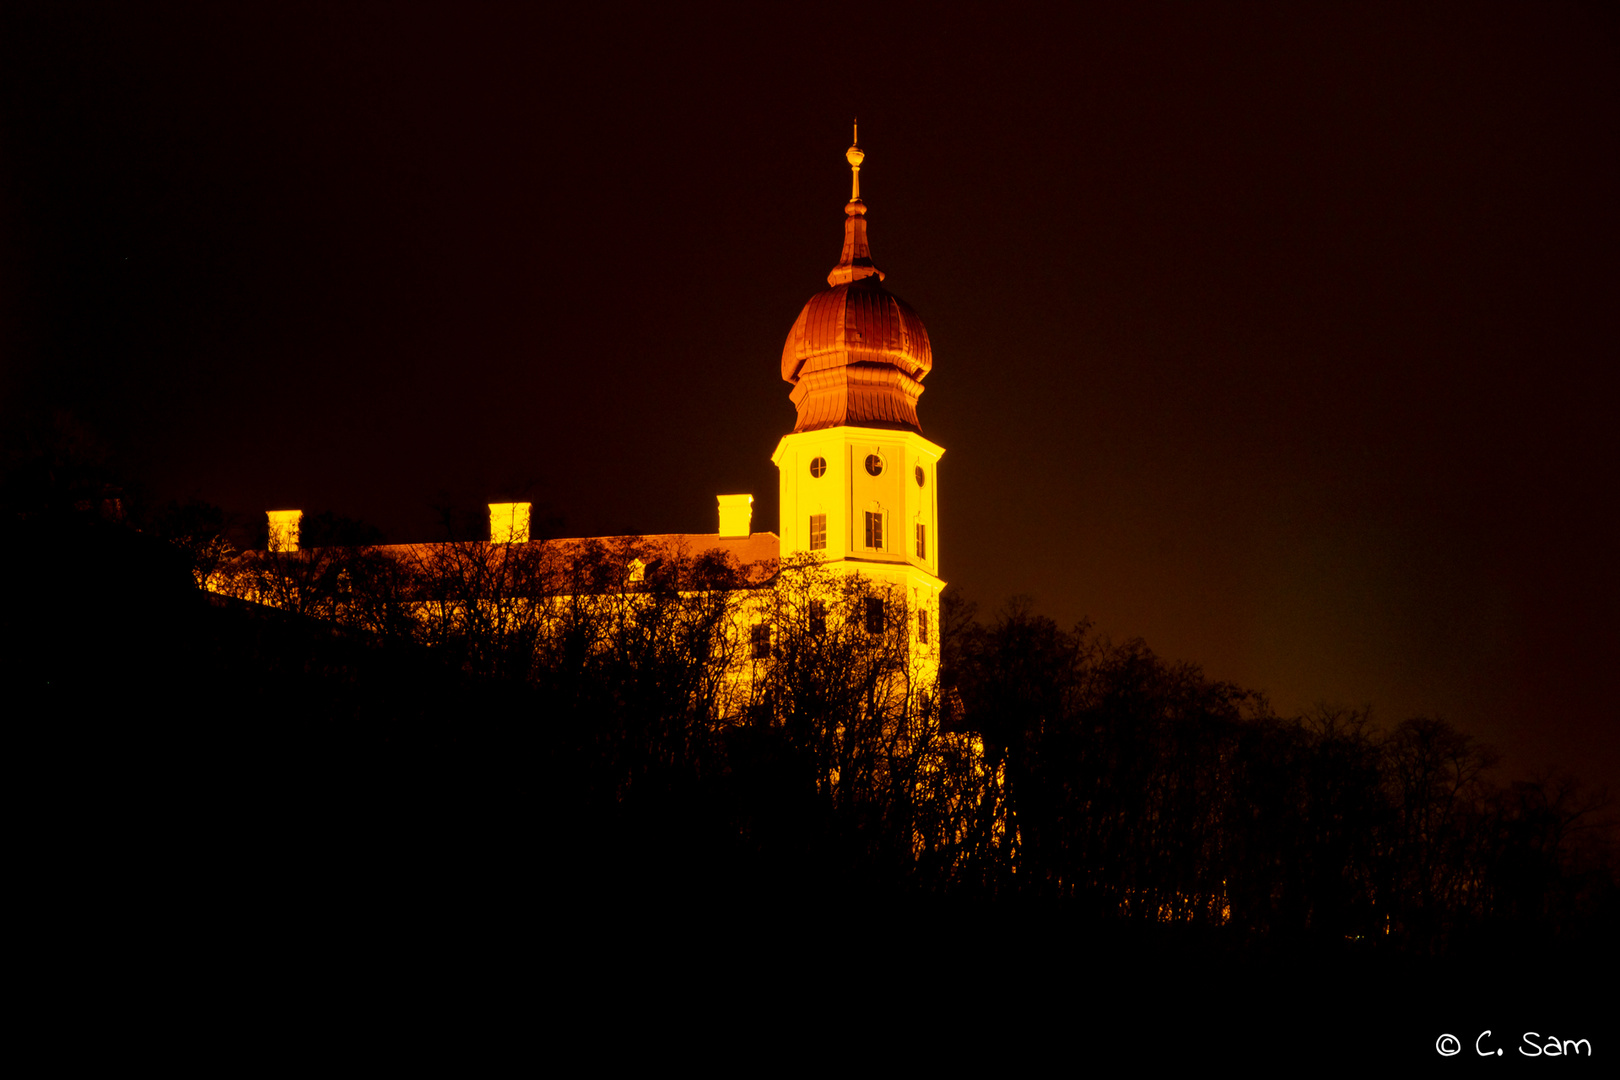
(282, 531, 784, 589)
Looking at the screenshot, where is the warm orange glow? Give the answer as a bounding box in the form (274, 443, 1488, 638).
(218, 132, 955, 803)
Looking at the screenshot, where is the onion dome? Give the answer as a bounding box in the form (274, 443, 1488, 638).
(780, 128, 933, 433)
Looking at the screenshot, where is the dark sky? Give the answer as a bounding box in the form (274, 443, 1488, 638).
(3, 2, 1615, 788)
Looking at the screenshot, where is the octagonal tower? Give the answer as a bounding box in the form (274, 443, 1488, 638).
(771, 129, 946, 667)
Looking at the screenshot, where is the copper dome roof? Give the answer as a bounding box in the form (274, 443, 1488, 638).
(780, 136, 933, 434)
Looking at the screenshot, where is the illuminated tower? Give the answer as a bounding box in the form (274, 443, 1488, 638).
(772, 128, 945, 666)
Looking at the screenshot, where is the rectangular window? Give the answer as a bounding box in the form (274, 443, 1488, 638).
(809, 601, 826, 637)
(809, 514, 826, 551)
(865, 597, 884, 635)
(915, 522, 926, 559)
(865, 511, 883, 549)
(918, 608, 929, 643)
(751, 623, 771, 660)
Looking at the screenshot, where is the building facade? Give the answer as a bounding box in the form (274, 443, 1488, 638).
(771, 131, 945, 683)
(241, 132, 945, 693)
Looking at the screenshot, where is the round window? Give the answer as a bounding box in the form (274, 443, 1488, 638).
(865, 454, 884, 477)
(809, 457, 826, 478)
(915, 465, 925, 487)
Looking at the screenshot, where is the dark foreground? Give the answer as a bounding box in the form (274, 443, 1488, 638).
(10, 511, 1612, 1064)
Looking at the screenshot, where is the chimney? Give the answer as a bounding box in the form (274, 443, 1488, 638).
(717, 494, 753, 538)
(267, 509, 302, 553)
(489, 502, 532, 544)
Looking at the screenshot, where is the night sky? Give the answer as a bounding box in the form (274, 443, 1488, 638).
(3, 3, 1615, 789)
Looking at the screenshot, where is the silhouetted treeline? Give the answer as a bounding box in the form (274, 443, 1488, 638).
(7, 454, 1614, 968)
(944, 601, 1615, 955)
(200, 514, 1620, 955)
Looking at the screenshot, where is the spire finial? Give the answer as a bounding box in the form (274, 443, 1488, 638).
(829, 124, 882, 286)
(845, 118, 865, 202)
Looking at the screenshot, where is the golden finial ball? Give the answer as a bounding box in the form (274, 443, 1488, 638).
(846, 145, 865, 168)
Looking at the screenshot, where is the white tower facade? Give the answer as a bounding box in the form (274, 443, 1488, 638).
(773, 131, 946, 681)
